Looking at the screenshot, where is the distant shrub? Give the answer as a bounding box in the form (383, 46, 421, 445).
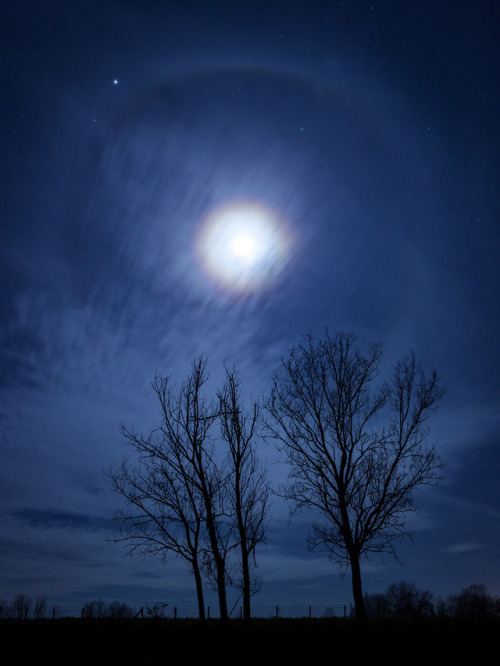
(82, 599, 107, 618)
(82, 599, 134, 618)
(363, 581, 500, 620)
(108, 600, 134, 618)
(363, 592, 390, 618)
(447, 584, 499, 619)
(33, 595, 47, 619)
(12, 594, 33, 620)
(0, 598, 11, 619)
(364, 581, 435, 619)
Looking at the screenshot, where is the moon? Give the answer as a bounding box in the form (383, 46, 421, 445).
(197, 200, 291, 293)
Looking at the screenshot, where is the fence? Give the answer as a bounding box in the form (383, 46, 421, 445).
(1, 602, 352, 621)
(133, 603, 352, 619)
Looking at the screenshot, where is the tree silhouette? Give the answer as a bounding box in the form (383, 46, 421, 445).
(384, 580, 435, 618)
(109, 356, 269, 622)
(264, 330, 444, 625)
(109, 357, 226, 621)
(12, 593, 32, 620)
(448, 584, 498, 618)
(33, 595, 48, 620)
(218, 365, 270, 622)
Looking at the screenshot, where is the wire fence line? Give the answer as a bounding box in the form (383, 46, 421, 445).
(137, 603, 353, 619)
(1, 600, 353, 620)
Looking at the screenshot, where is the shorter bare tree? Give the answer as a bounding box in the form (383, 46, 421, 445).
(218, 365, 270, 622)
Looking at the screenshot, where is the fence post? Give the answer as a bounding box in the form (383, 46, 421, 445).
(276, 605, 279, 619)
(208, 606, 210, 619)
(174, 606, 177, 620)
(309, 606, 312, 619)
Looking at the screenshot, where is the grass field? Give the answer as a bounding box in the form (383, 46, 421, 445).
(2, 616, 497, 662)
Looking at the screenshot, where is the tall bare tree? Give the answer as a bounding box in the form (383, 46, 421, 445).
(108, 426, 207, 620)
(154, 357, 232, 621)
(264, 330, 444, 625)
(109, 357, 231, 621)
(218, 365, 270, 622)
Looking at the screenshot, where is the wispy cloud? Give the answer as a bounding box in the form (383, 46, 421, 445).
(444, 542, 482, 555)
(13, 508, 112, 532)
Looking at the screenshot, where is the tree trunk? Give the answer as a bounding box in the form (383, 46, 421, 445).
(350, 552, 368, 626)
(215, 553, 229, 622)
(241, 547, 251, 623)
(204, 504, 229, 622)
(196, 449, 229, 623)
(217, 569, 229, 622)
(235, 469, 251, 623)
(193, 562, 206, 622)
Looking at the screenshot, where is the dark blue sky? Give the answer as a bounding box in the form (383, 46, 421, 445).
(1, 0, 499, 616)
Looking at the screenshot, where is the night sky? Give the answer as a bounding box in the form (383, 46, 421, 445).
(1, 1, 499, 616)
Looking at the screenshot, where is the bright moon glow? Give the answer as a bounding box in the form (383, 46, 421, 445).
(231, 234, 256, 259)
(197, 201, 290, 292)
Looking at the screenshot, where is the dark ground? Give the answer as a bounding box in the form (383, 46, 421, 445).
(2, 617, 497, 662)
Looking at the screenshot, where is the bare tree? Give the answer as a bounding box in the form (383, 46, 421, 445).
(107, 600, 134, 618)
(384, 581, 435, 618)
(161, 356, 232, 622)
(0, 599, 10, 619)
(218, 365, 270, 622)
(109, 356, 232, 622)
(12, 593, 32, 620)
(364, 581, 435, 618)
(33, 595, 47, 619)
(264, 330, 444, 625)
(447, 584, 499, 618)
(82, 599, 107, 619)
(109, 421, 207, 620)
(363, 592, 390, 618)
